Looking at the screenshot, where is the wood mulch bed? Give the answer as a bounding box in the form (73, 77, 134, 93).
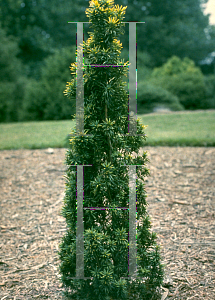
(0, 146, 214, 300)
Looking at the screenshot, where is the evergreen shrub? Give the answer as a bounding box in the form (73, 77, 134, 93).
(149, 56, 207, 110)
(20, 79, 48, 121)
(59, 1, 164, 299)
(0, 26, 25, 122)
(203, 74, 215, 109)
(0, 82, 16, 122)
(21, 46, 76, 121)
(0, 79, 26, 123)
(137, 82, 184, 114)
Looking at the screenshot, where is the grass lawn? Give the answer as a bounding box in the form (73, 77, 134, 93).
(140, 110, 215, 147)
(0, 110, 214, 150)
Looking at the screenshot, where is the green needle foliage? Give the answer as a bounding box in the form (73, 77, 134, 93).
(58, 0, 164, 299)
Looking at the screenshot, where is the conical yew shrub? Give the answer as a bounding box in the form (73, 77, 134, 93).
(58, 0, 164, 299)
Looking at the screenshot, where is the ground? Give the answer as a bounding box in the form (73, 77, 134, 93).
(0, 147, 214, 299)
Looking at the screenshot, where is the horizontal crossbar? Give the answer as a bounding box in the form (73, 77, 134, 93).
(83, 207, 129, 210)
(68, 22, 145, 23)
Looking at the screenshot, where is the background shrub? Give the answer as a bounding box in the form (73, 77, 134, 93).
(0, 26, 25, 122)
(0, 79, 27, 123)
(149, 56, 207, 110)
(137, 82, 184, 114)
(21, 46, 76, 121)
(203, 74, 215, 109)
(0, 82, 16, 122)
(19, 79, 48, 121)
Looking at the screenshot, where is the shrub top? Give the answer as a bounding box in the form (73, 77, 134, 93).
(152, 55, 203, 78)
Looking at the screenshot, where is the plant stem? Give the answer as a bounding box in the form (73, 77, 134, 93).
(105, 101, 112, 163)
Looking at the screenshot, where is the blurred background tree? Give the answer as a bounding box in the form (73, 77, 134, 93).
(0, 0, 214, 122)
(148, 56, 210, 110)
(20, 46, 76, 121)
(0, 25, 26, 122)
(0, 0, 87, 78)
